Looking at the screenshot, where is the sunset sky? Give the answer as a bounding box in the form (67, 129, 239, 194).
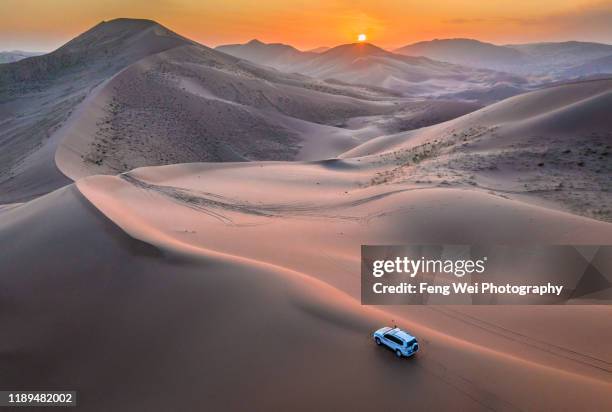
(1, 0, 611, 51)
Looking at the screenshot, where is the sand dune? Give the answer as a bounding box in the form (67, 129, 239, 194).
(1, 18, 479, 197)
(54, 43, 398, 179)
(55, 42, 478, 180)
(0, 19, 191, 203)
(342, 79, 612, 221)
(0, 163, 610, 410)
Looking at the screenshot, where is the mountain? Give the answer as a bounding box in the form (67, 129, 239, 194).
(217, 40, 528, 98)
(290, 42, 526, 96)
(293, 42, 392, 77)
(306, 46, 330, 53)
(0, 50, 44, 64)
(562, 54, 612, 78)
(507, 41, 612, 66)
(507, 41, 612, 79)
(216, 39, 315, 70)
(396, 38, 612, 80)
(395, 38, 524, 70)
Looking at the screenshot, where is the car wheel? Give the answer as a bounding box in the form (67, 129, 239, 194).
(375, 337, 381, 345)
(395, 349, 402, 358)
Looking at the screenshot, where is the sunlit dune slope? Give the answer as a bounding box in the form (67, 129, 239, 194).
(0, 176, 610, 411)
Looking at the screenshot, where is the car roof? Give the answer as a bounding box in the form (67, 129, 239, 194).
(384, 328, 415, 341)
(393, 330, 416, 341)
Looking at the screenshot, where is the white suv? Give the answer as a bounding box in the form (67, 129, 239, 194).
(373, 327, 419, 358)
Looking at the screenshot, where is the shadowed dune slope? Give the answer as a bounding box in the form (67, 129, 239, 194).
(0, 18, 191, 203)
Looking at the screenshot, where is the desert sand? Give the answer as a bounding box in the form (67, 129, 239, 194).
(343, 79, 612, 221)
(1, 150, 610, 411)
(0, 19, 191, 203)
(1, 17, 611, 412)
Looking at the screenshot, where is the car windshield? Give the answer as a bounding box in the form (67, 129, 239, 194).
(406, 339, 416, 346)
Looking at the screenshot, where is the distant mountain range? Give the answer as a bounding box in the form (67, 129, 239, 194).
(217, 38, 612, 83)
(216, 40, 526, 97)
(216, 39, 316, 71)
(0, 50, 44, 64)
(395, 38, 612, 78)
(395, 39, 524, 70)
(306, 46, 330, 53)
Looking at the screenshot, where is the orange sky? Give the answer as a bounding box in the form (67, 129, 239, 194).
(1, 0, 611, 51)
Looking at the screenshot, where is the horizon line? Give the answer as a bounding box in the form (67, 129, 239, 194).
(3, 17, 612, 53)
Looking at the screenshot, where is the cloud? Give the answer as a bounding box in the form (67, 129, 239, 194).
(444, 17, 530, 25)
(444, 18, 486, 25)
(442, 1, 612, 42)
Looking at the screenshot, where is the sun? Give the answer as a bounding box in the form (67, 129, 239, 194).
(357, 33, 367, 42)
